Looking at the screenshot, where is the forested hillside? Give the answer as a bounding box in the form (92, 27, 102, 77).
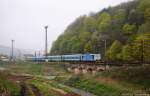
(50, 0, 150, 62)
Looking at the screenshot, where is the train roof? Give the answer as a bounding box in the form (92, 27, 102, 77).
(62, 54, 82, 56)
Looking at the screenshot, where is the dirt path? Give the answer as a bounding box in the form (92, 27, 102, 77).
(58, 84, 96, 96)
(4, 73, 93, 96)
(8, 74, 45, 96)
(8, 74, 33, 96)
(30, 84, 43, 96)
(20, 82, 29, 96)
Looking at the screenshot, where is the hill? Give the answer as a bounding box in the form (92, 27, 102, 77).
(50, 0, 150, 62)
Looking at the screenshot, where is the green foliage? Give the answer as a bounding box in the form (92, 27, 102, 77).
(28, 78, 72, 96)
(97, 12, 111, 31)
(84, 41, 92, 53)
(28, 78, 56, 96)
(68, 36, 81, 53)
(91, 34, 99, 53)
(123, 24, 136, 35)
(50, 0, 150, 63)
(83, 16, 97, 32)
(132, 34, 150, 62)
(144, 8, 150, 22)
(138, 22, 150, 34)
(113, 9, 126, 24)
(106, 40, 122, 61)
(79, 31, 91, 43)
(65, 76, 125, 96)
(137, 0, 150, 13)
(0, 72, 20, 96)
(121, 45, 133, 61)
(101, 65, 150, 88)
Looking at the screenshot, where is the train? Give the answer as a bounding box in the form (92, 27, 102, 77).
(28, 53, 101, 62)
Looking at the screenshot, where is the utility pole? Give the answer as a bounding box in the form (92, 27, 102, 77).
(45, 26, 48, 57)
(103, 40, 107, 70)
(11, 40, 15, 62)
(103, 40, 107, 59)
(35, 51, 37, 62)
(141, 40, 144, 65)
(35, 51, 37, 57)
(39, 51, 41, 56)
(18, 50, 22, 61)
(45, 26, 49, 62)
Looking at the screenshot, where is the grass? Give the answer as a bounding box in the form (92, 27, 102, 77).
(55, 65, 150, 96)
(0, 71, 20, 96)
(26, 84, 35, 96)
(100, 65, 150, 90)
(6, 61, 44, 75)
(0, 61, 71, 96)
(1, 61, 150, 96)
(64, 76, 129, 96)
(28, 78, 55, 96)
(28, 77, 73, 96)
(0, 61, 70, 76)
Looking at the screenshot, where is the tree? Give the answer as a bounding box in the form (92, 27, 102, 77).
(67, 36, 78, 53)
(91, 34, 99, 53)
(138, 22, 150, 34)
(97, 12, 111, 31)
(144, 8, 150, 22)
(137, 0, 150, 13)
(59, 39, 68, 54)
(83, 16, 97, 32)
(113, 9, 126, 24)
(109, 9, 126, 41)
(50, 0, 150, 58)
(123, 23, 136, 35)
(84, 41, 92, 53)
(132, 34, 150, 62)
(138, 8, 150, 34)
(106, 40, 122, 61)
(128, 9, 144, 25)
(79, 31, 91, 43)
(71, 42, 82, 53)
(50, 36, 64, 55)
(121, 44, 133, 61)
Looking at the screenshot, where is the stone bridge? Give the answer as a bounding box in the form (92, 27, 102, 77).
(65, 62, 110, 74)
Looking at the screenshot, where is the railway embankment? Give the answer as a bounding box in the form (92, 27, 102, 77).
(0, 61, 150, 96)
(55, 64, 150, 96)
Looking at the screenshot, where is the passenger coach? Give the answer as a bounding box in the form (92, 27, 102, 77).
(29, 53, 101, 62)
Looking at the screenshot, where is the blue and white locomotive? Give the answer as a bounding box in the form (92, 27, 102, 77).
(30, 53, 101, 62)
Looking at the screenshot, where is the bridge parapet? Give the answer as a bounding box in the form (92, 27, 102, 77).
(66, 62, 109, 74)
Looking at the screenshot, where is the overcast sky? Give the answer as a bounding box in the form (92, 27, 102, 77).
(0, 0, 132, 52)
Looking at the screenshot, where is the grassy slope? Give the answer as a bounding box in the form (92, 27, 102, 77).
(0, 61, 70, 76)
(1, 61, 150, 96)
(0, 71, 20, 96)
(61, 65, 150, 96)
(28, 77, 74, 96)
(100, 65, 150, 92)
(64, 76, 126, 96)
(0, 61, 72, 96)
(28, 78, 57, 96)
